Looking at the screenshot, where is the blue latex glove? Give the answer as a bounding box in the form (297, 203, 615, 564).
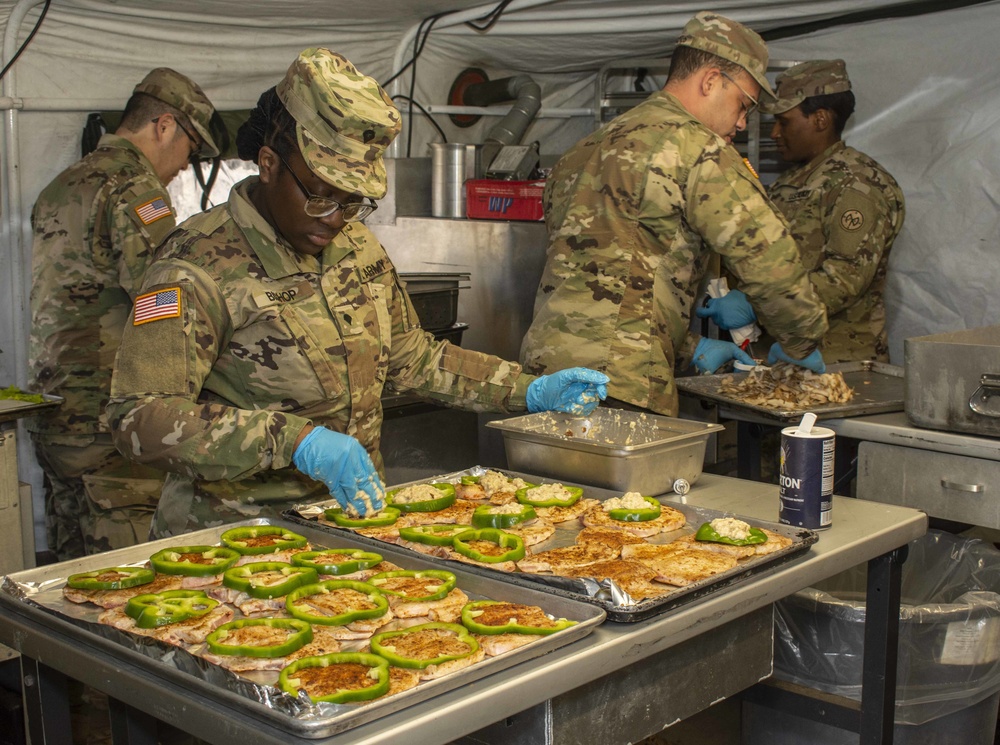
(694, 290, 757, 330)
(692, 337, 756, 374)
(292, 426, 385, 516)
(767, 343, 827, 374)
(526, 367, 609, 416)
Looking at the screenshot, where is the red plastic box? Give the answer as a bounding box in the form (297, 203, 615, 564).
(465, 179, 545, 221)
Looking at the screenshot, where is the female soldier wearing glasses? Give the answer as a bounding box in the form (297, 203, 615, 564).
(106, 48, 606, 538)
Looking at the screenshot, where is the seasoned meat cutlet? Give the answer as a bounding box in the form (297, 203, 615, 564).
(582, 503, 686, 538)
(63, 572, 183, 608)
(516, 541, 619, 574)
(532, 498, 600, 524)
(620, 544, 737, 586)
(98, 603, 234, 646)
(562, 559, 671, 601)
(574, 526, 648, 551)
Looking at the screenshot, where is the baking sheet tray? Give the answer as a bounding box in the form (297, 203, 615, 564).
(675, 360, 904, 422)
(0, 391, 63, 422)
(0, 518, 604, 739)
(287, 468, 817, 623)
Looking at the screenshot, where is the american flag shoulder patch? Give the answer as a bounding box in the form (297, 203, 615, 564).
(134, 287, 181, 325)
(135, 197, 172, 225)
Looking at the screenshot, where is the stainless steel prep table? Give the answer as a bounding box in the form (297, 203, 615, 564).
(0, 474, 927, 745)
(824, 411, 1000, 528)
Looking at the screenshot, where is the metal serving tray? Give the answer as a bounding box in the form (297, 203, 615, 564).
(675, 360, 904, 422)
(0, 518, 604, 739)
(486, 409, 724, 494)
(288, 469, 817, 623)
(0, 391, 63, 423)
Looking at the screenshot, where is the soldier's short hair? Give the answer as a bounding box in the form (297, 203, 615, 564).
(799, 90, 856, 136)
(668, 45, 748, 83)
(119, 92, 196, 140)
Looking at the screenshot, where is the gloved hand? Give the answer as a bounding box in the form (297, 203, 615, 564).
(767, 343, 827, 374)
(695, 290, 757, 330)
(526, 367, 609, 416)
(292, 426, 385, 516)
(692, 337, 756, 374)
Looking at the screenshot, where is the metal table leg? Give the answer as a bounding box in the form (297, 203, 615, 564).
(21, 656, 73, 745)
(736, 421, 762, 481)
(859, 545, 905, 744)
(109, 696, 158, 745)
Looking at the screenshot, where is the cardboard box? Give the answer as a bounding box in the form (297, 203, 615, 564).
(465, 179, 545, 221)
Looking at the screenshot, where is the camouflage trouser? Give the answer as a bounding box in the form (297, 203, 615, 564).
(31, 433, 163, 560)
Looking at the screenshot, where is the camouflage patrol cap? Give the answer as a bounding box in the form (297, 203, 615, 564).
(276, 48, 401, 200)
(133, 68, 220, 159)
(761, 59, 852, 114)
(676, 11, 774, 100)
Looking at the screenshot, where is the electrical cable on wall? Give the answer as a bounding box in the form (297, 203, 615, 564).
(381, 0, 518, 157)
(392, 95, 448, 144)
(0, 0, 52, 82)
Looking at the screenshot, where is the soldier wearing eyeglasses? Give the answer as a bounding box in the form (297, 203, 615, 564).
(28, 67, 219, 560)
(106, 48, 607, 538)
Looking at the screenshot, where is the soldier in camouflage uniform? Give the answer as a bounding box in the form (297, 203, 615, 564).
(520, 12, 828, 417)
(29, 68, 219, 560)
(762, 60, 905, 362)
(106, 48, 606, 539)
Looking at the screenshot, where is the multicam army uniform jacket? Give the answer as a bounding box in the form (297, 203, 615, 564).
(768, 141, 905, 362)
(520, 90, 827, 415)
(29, 134, 177, 435)
(107, 177, 532, 535)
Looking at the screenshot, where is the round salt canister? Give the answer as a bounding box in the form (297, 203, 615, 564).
(778, 414, 834, 530)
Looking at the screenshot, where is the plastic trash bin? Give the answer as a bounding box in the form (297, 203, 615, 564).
(745, 530, 1000, 744)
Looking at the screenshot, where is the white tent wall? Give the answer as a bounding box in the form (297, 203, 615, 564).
(0, 0, 995, 550)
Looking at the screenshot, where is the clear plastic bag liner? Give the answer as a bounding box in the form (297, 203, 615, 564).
(773, 530, 1000, 724)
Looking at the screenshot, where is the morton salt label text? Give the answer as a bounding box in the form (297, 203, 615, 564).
(779, 425, 835, 530)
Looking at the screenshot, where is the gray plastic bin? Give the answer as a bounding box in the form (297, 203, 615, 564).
(746, 531, 1000, 744)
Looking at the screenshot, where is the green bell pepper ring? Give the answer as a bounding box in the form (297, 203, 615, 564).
(367, 570, 457, 602)
(324, 506, 400, 528)
(515, 484, 582, 508)
(279, 652, 390, 704)
(460, 600, 578, 636)
(694, 522, 768, 546)
(124, 590, 220, 629)
(291, 549, 383, 576)
(370, 622, 479, 669)
(206, 618, 313, 658)
(149, 546, 241, 577)
(222, 562, 318, 599)
(66, 566, 155, 591)
(452, 528, 525, 563)
(385, 482, 456, 513)
(397, 523, 471, 547)
(607, 496, 662, 522)
(220, 526, 308, 555)
(471, 503, 537, 529)
(459, 475, 480, 485)
(285, 580, 389, 626)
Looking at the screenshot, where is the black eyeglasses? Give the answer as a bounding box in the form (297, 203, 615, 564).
(152, 116, 201, 157)
(720, 71, 760, 117)
(275, 153, 377, 222)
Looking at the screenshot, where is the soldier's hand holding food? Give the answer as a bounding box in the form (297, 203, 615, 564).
(693, 338, 756, 374)
(292, 426, 385, 516)
(526, 368, 609, 416)
(695, 290, 757, 330)
(767, 343, 826, 374)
